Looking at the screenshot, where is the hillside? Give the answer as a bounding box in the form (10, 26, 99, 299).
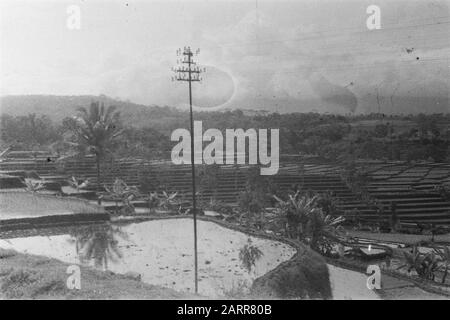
(0, 95, 158, 125)
(1, 94, 449, 135)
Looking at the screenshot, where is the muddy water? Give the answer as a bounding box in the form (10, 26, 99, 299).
(0, 218, 382, 299)
(0, 218, 296, 297)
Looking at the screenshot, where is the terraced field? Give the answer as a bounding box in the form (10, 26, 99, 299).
(1, 156, 449, 225)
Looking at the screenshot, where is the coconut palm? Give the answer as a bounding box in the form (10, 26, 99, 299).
(64, 102, 123, 202)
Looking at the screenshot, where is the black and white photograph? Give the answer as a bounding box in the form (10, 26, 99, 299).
(0, 0, 449, 304)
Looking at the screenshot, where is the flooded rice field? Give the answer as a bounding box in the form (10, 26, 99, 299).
(0, 218, 380, 299)
(0, 219, 295, 297)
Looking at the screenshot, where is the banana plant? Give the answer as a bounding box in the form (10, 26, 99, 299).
(433, 245, 450, 283)
(103, 179, 139, 215)
(68, 176, 90, 191)
(143, 191, 160, 213)
(273, 191, 321, 240)
(158, 191, 178, 211)
(423, 252, 441, 281)
(398, 246, 440, 281)
(24, 178, 45, 192)
(306, 210, 346, 255)
(398, 246, 422, 274)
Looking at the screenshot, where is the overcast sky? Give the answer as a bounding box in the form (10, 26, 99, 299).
(1, 0, 449, 114)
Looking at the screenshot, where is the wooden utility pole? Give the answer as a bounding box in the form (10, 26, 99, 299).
(173, 46, 204, 294)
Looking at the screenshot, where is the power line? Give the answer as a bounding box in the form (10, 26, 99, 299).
(215, 20, 450, 49)
(255, 37, 450, 63)
(243, 57, 448, 77)
(143, 16, 450, 58)
(172, 46, 204, 295)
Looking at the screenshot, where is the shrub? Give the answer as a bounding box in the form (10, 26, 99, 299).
(316, 191, 340, 216)
(239, 238, 263, 274)
(433, 245, 450, 284)
(273, 191, 320, 240)
(398, 246, 441, 281)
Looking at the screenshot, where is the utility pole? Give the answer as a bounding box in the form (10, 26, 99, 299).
(172, 46, 204, 294)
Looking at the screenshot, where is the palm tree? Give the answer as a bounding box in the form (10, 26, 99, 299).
(66, 102, 123, 203)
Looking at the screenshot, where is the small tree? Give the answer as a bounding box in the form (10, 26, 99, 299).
(390, 202, 399, 232)
(239, 238, 263, 274)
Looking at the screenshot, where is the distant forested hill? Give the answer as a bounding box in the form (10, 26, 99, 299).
(0, 95, 139, 120)
(0, 95, 192, 129)
(1, 94, 449, 162)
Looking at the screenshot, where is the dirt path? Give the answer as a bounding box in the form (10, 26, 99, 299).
(378, 274, 449, 300)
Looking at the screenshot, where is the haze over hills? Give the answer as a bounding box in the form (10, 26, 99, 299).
(0, 95, 192, 129)
(0, 95, 152, 122)
(1, 94, 449, 125)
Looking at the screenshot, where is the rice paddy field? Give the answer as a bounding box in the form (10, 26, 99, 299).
(0, 158, 449, 299)
(0, 218, 387, 299)
(0, 191, 105, 219)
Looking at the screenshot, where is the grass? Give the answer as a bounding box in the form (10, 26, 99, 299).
(0, 268, 60, 299)
(220, 279, 251, 299)
(0, 248, 194, 299)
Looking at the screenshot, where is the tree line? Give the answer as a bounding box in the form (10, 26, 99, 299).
(1, 104, 449, 163)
